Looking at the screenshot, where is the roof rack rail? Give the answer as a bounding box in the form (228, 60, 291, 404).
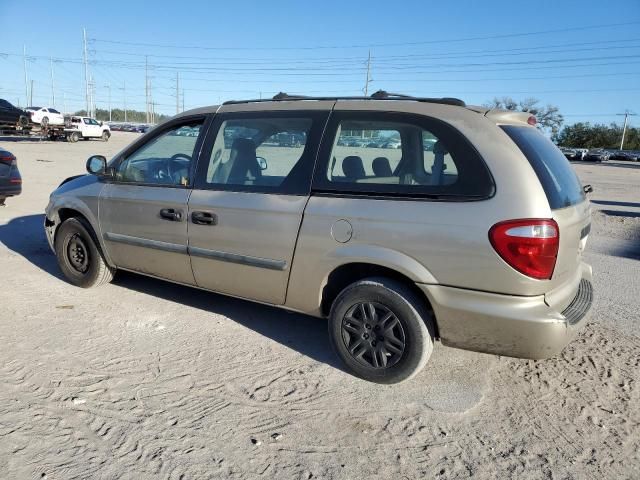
(222, 91, 466, 107)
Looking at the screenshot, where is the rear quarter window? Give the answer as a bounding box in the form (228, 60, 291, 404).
(501, 125, 585, 209)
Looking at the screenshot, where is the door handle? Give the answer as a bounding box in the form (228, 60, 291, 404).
(159, 208, 183, 221)
(191, 211, 217, 225)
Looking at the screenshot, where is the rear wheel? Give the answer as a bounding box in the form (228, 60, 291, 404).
(54, 218, 115, 288)
(101, 130, 110, 141)
(68, 131, 80, 143)
(41, 116, 49, 127)
(328, 277, 434, 384)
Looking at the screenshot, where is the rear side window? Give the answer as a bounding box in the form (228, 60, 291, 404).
(501, 126, 585, 209)
(315, 112, 494, 199)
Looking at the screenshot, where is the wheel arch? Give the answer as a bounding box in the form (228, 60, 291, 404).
(319, 262, 440, 339)
(53, 204, 114, 267)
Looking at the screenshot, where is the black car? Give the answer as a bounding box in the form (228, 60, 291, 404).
(560, 147, 582, 161)
(0, 99, 29, 130)
(583, 149, 609, 162)
(0, 148, 22, 205)
(609, 151, 637, 161)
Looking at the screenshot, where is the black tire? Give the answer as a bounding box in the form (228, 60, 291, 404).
(41, 116, 49, 127)
(18, 115, 29, 127)
(54, 217, 115, 288)
(101, 130, 110, 141)
(328, 277, 434, 384)
(69, 131, 80, 143)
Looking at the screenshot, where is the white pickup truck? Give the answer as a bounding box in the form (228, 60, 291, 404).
(64, 116, 111, 142)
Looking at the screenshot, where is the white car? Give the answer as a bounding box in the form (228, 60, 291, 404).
(26, 107, 64, 126)
(64, 116, 111, 142)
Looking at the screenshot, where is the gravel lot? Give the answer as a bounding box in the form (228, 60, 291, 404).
(0, 133, 638, 479)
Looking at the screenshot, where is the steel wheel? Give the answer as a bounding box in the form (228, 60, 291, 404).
(66, 233, 90, 274)
(341, 301, 406, 369)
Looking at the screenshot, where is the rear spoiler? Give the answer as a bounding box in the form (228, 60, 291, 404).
(484, 109, 537, 126)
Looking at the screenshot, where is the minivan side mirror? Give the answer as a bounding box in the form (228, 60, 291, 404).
(86, 155, 107, 175)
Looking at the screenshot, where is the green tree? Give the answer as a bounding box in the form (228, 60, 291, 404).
(554, 122, 639, 150)
(485, 97, 564, 136)
(73, 108, 170, 124)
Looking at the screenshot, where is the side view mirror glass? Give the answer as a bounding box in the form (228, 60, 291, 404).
(257, 156, 267, 170)
(86, 155, 107, 175)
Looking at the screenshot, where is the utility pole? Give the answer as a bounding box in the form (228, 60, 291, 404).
(88, 75, 95, 117)
(176, 72, 180, 114)
(145, 55, 149, 123)
(616, 110, 637, 150)
(50, 57, 56, 106)
(83, 28, 90, 116)
(23, 45, 29, 106)
(106, 84, 111, 121)
(122, 81, 127, 122)
(182, 89, 185, 112)
(63, 92, 67, 114)
(363, 50, 372, 96)
(30, 80, 34, 106)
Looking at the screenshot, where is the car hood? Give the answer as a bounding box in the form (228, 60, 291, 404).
(55, 174, 96, 193)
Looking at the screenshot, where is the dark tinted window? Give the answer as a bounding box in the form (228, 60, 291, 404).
(314, 112, 494, 199)
(502, 125, 585, 209)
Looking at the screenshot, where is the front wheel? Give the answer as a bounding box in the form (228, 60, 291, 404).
(101, 131, 110, 141)
(54, 217, 115, 288)
(328, 277, 434, 384)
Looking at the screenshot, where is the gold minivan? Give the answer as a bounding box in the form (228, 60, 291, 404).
(45, 92, 593, 383)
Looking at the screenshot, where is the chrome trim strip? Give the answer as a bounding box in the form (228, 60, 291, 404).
(189, 246, 287, 271)
(104, 232, 187, 254)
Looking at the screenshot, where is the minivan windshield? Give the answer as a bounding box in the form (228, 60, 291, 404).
(501, 125, 585, 209)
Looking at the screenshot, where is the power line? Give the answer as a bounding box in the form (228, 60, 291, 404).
(89, 20, 640, 51)
(92, 38, 640, 64)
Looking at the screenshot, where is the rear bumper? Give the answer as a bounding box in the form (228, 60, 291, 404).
(0, 184, 22, 199)
(418, 264, 593, 359)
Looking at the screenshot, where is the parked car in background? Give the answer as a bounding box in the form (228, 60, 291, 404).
(45, 92, 593, 384)
(608, 151, 638, 161)
(583, 149, 609, 162)
(64, 116, 111, 143)
(0, 148, 22, 205)
(0, 99, 29, 130)
(25, 106, 65, 126)
(560, 147, 582, 161)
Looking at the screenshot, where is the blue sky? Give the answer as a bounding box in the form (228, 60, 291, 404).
(1, 0, 639, 127)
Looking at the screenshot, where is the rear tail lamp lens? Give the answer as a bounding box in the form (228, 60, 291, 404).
(489, 219, 559, 280)
(0, 154, 16, 166)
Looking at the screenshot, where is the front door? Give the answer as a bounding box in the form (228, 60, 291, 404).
(188, 110, 330, 304)
(100, 118, 208, 284)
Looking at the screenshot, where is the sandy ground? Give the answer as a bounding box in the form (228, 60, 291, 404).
(0, 132, 638, 479)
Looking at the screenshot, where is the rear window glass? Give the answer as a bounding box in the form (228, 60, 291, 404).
(501, 125, 585, 209)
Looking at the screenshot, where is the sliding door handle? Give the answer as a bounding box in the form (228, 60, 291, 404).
(191, 211, 217, 225)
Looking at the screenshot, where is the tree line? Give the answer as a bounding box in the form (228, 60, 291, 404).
(485, 97, 637, 150)
(553, 123, 639, 150)
(73, 108, 170, 124)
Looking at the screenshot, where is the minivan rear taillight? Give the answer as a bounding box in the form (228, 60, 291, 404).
(489, 219, 559, 280)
